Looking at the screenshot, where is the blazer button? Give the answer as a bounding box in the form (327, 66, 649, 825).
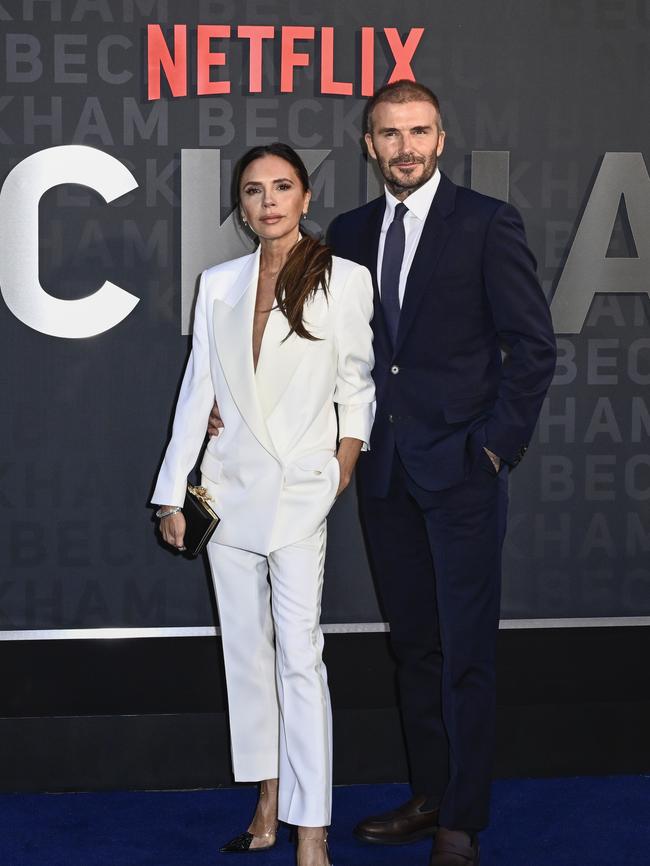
(391, 365, 400, 374)
(388, 414, 394, 423)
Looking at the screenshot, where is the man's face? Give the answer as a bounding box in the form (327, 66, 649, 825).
(365, 100, 445, 199)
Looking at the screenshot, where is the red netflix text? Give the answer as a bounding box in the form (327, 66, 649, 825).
(146, 24, 425, 100)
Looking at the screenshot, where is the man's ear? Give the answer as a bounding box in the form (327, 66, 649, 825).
(364, 132, 377, 161)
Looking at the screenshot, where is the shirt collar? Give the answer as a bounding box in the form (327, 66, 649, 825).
(382, 168, 441, 224)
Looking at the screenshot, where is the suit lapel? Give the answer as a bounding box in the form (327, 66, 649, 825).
(254, 303, 310, 425)
(394, 173, 457, 355)
(212, 247, 278, 458)
(359, 197, 391, 345)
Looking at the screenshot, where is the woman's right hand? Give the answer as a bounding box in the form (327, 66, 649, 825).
(159, 509, 187, 552)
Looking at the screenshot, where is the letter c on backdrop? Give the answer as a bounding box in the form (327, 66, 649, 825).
(0, 145, 139, 339)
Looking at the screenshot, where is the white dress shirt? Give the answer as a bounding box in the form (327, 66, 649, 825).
(377, 168, 441, 307)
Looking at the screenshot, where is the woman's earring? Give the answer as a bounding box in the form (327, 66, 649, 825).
(241, 214, 248, 227)
(302, 211, 308, 219)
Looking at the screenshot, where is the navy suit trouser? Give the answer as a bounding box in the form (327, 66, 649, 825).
(357, 443, 509, 832)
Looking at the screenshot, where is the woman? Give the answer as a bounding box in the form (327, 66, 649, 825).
(151, 143, 375, 866)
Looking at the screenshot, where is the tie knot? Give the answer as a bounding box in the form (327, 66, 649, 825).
(393, 202, 408, 222)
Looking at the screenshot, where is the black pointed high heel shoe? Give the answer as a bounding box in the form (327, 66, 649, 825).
(221, 781, 279, 854)
(220, 824, 278, 854)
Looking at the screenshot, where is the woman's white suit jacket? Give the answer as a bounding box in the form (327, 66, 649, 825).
(152, 247, 376, 555)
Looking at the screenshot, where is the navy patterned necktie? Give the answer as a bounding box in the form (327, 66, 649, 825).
(380, 202, 408, 346)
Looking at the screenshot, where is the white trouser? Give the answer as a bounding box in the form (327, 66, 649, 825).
(206, 521, 332, 827)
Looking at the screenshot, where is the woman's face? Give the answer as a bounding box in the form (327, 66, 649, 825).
(239, 155, 311, 242)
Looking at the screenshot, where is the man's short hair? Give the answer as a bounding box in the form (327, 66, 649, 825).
(364, 80, 443, 135)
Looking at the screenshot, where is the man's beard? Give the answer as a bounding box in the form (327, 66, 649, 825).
(378, 151, 438, 197)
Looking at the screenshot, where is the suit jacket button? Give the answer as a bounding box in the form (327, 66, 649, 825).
(391, 365, 400, 374)
(388, 414, 394, 423)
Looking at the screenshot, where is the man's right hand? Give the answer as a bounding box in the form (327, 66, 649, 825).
(208, 399, 224, 438)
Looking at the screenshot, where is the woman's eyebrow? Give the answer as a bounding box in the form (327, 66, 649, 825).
(243, 177, 295, 185)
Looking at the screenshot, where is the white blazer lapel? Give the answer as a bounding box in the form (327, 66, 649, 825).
(212, 248, 278, 458)
(254, 306, 310, 425)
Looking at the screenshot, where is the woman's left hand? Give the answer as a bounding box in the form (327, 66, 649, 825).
(336, 459, 352, 497)
(335, 437, 364, 497)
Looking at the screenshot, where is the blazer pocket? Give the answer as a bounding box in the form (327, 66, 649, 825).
(284, 450, 337, 487)
(443, 392, 494, 424)
(200, 450, 223, 483)
(294, 449, 337, 474)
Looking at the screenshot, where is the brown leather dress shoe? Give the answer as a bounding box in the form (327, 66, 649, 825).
(429, 828, 480, 865)
(353, 794, 439, 845)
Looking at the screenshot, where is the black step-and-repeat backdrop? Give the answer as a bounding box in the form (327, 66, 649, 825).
(1, 0, 649, 631)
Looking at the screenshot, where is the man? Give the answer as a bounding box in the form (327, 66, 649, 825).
(327, 81, 556, 866)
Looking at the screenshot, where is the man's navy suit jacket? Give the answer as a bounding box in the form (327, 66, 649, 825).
(328, 172, 557, 498)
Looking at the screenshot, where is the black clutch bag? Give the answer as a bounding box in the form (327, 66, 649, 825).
(182, 485, 220, 557)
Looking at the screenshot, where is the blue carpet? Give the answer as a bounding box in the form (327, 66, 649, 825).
(0, 777, 648, 866)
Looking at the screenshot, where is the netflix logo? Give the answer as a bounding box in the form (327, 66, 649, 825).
(146, 24, 425, 99)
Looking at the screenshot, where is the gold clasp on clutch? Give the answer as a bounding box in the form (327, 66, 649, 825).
(188, 485, 213, 503)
